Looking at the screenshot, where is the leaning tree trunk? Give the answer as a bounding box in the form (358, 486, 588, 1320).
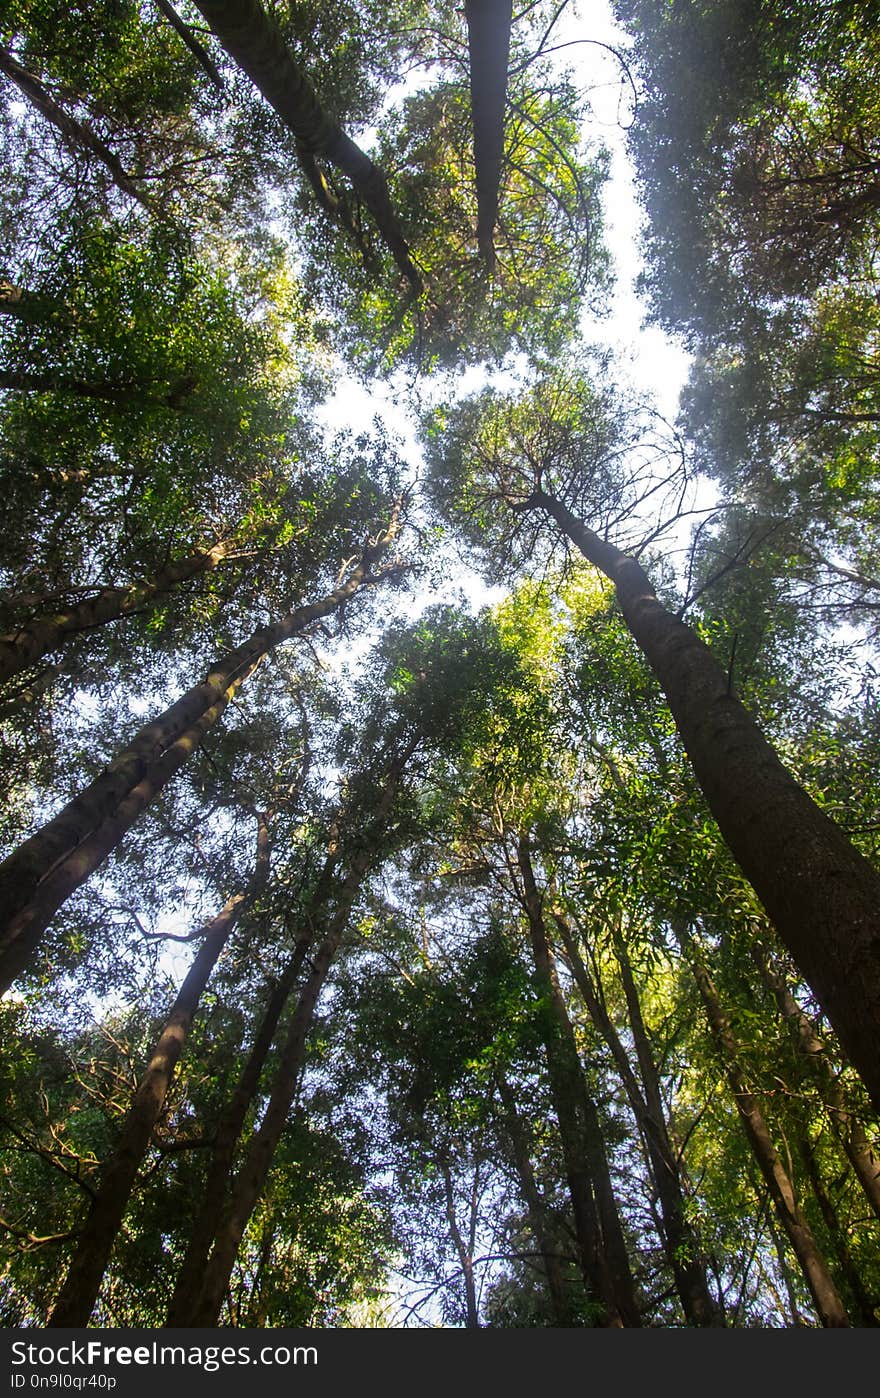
(796, 1122, 879, 1326)
(180, 759, 407, 1326)
(155, 0, 225, 91)
(0, 539, 236, 686)
(0, 506, 402, 993)
(675, 923, 850, 1327)
(46, 813, 269, 1327)
(552, 907, 721, 1326)
(517, 837, 640, 1327)
(165, 929, 313, 1325)
(0, 45, 151, 209)
(749, 937, 880, 1223)
(523, 489, 880, 1112)
(190, 0, 421, 291)
(465, 0, 513, 267)
(495, 1072, 574, 1325)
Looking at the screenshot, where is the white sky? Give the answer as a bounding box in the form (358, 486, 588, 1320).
(314, 0, 696, 636)
(319, 0, 691, 456)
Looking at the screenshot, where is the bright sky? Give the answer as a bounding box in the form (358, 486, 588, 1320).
(319, 0, 691, 445)
(315, 0, 696, 631)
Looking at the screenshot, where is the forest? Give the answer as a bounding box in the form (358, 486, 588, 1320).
(0, 0, 879, 1329)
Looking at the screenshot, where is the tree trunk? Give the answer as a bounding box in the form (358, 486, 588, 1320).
(517, 837, 640, 1326)
(465, 0, 512, 267)
(165, 931, 311, 1325)
(180, 760, 405, 1326)
(189, 0, 421, 291)
(0, 45, 151, 209)
(0, 540, 235, 686)
(0, 284, 73, 326)
(750, 938, 880, 1223)
(46, 813, 269, 1326)
(553, 907, 721, 1325)
(796, 1124, 879, 1327)
(675, 923, 850, 1327)
(526, 488, 880, 1112)
(441, 1157, 480, 1328)
(0, 506, 401, 993)
(495, 1072, 574, 1324)
(155, 0, 225, 92)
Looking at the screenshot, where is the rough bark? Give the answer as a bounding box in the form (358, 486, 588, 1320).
(517, 837, 640, 1326)
(465, 0, 513, 267)
(189, 0, 421, 290)
(525, 488, 880, 1112)
(0, 284, 72, 326)
(0, 45, 151, 209)
(676, 924, 850, 1327)
(46, 813, 270, 1327)
(165, 932, 310, 1325)
(553, 908, 721, 1326)
(0, 506, 402, 993)
(0, 540, 235, 686)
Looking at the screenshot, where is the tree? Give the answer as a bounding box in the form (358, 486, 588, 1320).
(427, 368, 880, 1112)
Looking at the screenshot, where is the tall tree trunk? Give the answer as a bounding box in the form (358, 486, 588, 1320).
(0, 540, 235, 686)
(495, 1072, 573, 1325)
(516, 837, 640, 1326)
(465, 0, 513, 267)
(180, 759, 406, 1326)
(441, 1157, 480, 1328)
(553, 907, 721, 1326)
(0, 45, 151, 209)
(0, 668, 259, 993)
(750, 938, 880, 1223)
(796, 1124, 879, 1327)
(0, 506, 402, 993)
(165, 931, 311, 1325)
(675, 923, 850, 1327)
(524, 488, 880, 1112)
(189, 0, 421, 291)
(46, 813, 270, 1327)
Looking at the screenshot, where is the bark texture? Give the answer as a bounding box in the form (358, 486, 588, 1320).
(526, 488, 880, 1112)
(0, 507, 402, 993)
(180, 761, 405, 1325)
(0, 45, 151, 208)
(165, 934, 310, 1325)
(190, 0, 421, 290)
(0, 367, 197, 408)
(47, 814, 269, 1327)
(155, 0, 225, 91)
(554, 908, 721, 1325)
(750, 939, 880, 1224)
(495, 1072, 573, 1324)
(0, 541, 234, 686)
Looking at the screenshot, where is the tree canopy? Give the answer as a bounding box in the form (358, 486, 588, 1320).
(0, 0, 878, 1331)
